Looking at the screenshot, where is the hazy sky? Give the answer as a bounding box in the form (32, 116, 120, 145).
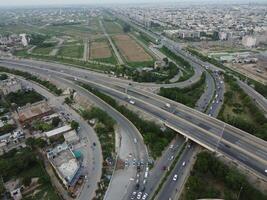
(0, 0, 265, 6)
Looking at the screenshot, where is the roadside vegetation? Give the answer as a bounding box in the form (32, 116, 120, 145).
(159, 73, 206, 108)
(79, 82, 176, 158)
(0, 67, 62, 95)
(6, 90, 44, 107)
(181, 151, 267, 200)
(160, 46, 194, 81)
(80, 106, 116, 200)
(218, 75, 267, 140)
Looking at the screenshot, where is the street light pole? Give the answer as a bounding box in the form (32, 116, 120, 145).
(215, 123, 226, 154)
(237, 185, 243, 200)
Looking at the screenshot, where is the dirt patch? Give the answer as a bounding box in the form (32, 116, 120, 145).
(90, 41, 112, 59)
(113, 34, 153, 62)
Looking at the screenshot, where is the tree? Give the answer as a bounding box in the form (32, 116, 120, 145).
(64, 97, 72, 105)
(52, 117, 60, 127)
(22, 177, 31, 187)
(123, 24, 131, 33)
(0, 74, 8, 80)
(71, 120, 79, 130)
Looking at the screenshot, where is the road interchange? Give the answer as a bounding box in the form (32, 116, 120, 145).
(1, 58, 267, 183)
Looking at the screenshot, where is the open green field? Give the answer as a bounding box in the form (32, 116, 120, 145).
(103, 20, 123, 34)
(58, 45, 84, 58)
(0, 24, 41, 35)
(14, 49, 116, 72)
(32, 46, 54, 55)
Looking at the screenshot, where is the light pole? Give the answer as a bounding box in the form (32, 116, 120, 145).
(215, 123, 226, 154)
(237, 185, 243, 200)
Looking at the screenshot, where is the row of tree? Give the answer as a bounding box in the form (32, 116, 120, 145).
(0, 67, 62, 95)
(185, 152, 267, 200)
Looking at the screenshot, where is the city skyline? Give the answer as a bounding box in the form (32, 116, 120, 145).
(0, 0, 266, 7)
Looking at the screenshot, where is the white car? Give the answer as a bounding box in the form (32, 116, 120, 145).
(144, 171, 149, 178)
(182, 161, 186, 166)
(137, 192, 142, 200)
(143, 179, 147, 185)
(173, 174, 178, 181)
(131, 191, 137, 200)
(265, 169, 267, 173)
(165, 103, 171, 108)
(129, 100, 135, 105)
(142, 193, 148, 200)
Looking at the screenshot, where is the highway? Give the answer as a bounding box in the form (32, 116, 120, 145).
(1, 61, 267, 182)
(156, 69, 223, 200)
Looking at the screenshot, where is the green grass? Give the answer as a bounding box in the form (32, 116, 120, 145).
(32, 46, 54, 55)
(58, 45, 84, 58)
(13, 51, 116, 72)
(127, 60, 155, 68)
(103, 20, 123, 34)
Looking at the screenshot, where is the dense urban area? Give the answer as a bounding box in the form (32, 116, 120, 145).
(0, 1, 267, 200)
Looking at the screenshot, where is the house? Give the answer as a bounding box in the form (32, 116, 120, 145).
(47, 143, 81, 188)
(0, 77, 22, 96)
(44, 125, 72, 138)
(17, 100, 52, 124)
(154, 60, 167, 69)
(63, 130, 79, 144)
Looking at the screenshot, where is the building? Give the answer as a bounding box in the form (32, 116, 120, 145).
(0, 77, 22, 96)
(242, 35, 257, 48)
(63, 130, 79, 144)
(47, 143, 81, 188)
(17, 100, 52, 124)
(154, 60, 167, 69)
(44, 125, 72, 138)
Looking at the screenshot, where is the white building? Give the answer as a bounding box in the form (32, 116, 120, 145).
(0, 77, 22, 96)
(47, 143, 81, 188)
(242, 35, 257, 48)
